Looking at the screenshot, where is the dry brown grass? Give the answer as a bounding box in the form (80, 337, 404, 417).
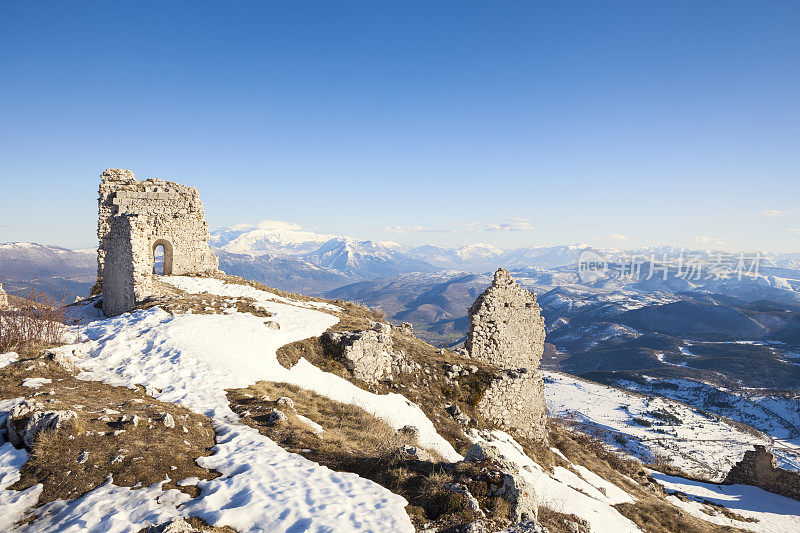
(229, 381, 420, 460)
(1, 352, 218, 505)
(275, 312, 503, 456)
(228, 382, 513, 531)
(614, 501, 750, 533)
(137, 292, 274, 318)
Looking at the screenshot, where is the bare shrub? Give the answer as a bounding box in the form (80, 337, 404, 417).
(0, 279, 77, 352)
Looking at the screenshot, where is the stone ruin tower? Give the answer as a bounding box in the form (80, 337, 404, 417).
(0, 281, 9, 309)
(465, 268, 548, 441)
(97, 169, 219, 317)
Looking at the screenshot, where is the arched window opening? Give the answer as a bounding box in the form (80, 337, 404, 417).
(152, 239, 174, 276)
(153, 245, 166, 275)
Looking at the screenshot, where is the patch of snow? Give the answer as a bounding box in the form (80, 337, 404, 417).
(651, 471, 800, 532)
(544, 371, 772, 480)
(70, 305, 413, 531)
(0, 352, 18, 369)
(470, 430, 638, 533)
(163, 275, 342, 312)
(296, 414, 324, 434)
(1, 399, 43, 531)
(0, 443, 42, 531)
(19, 478, 189, 533)
(21, 378, 52, 389)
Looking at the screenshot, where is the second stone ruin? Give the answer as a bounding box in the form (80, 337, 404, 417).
(465, 268, 548, 441)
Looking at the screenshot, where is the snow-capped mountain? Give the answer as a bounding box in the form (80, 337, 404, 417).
(302, 238, 437, 278)
(0, 242, 95, 299)
(408, 243, 504, 271)
(211, 221, 336, 256)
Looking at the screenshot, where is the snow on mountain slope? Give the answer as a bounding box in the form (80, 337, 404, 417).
(470, 430, 640, 533)
(651, 471, 800, 532)
(5, 277, 464, 532)
(542, 371, 797, 481)
(1, 275, 469, 531)
(212, 222, 337, 256)
(302, 238, 437, 278)
(609, 377, 800, 466)
(0, 242, 96, 299)
(455, 243, 504, 261)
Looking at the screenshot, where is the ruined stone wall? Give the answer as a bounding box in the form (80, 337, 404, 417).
(0, 281, 9, 309)
(102, 215, 153, 317)
(97, 169, 218, 316)
(466, 269, 548, 441)
(465, 268, 546, 369)
(477, 369, 547, 441)
(724, 445, 800, 501)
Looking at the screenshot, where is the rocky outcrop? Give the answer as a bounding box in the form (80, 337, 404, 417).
(323, 323, 419, 384)
(146, 517, 198, 533)
(724, 445, 800, 501)
(464, 441, 538, 524)
(266, 409, 288, 426)
(465, 269, 548, 442)
(4, 400, 78, 448)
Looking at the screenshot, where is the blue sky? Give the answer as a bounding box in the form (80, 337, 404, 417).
(1, 1, 799, 251)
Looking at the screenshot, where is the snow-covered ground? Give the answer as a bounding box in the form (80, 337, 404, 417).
(2, 277, 456, 531)
(651, 471, 800, 532)
(1, 399, 43, 532)
(544, 371, 781, 480)
(471, 428, 800, 533)
(0, 352, 18, 369)
(470, 429, 640, 533)
(612, 376, 800, 471)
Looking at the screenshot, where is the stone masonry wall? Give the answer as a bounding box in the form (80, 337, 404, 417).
(724, 445, 800, 501)
(102, 215, 153, 318)
(466, 268, 548, 441)
(97, 169, 218, 316)
(477, 369, 547, 441)
(465, 269, 546, 369)
(0, 281, 8, 309)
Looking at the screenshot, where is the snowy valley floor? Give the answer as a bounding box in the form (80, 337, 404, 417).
(0, 275, 799, 532)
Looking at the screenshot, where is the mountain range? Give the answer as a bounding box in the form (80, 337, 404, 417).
(3, 224, 800, 391)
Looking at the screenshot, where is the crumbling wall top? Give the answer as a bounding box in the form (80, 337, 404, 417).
(465, 268, 546, 369)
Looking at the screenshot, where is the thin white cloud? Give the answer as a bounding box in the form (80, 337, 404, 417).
(462, 218, 535, 233)
(786, 228, 800, 235)
(256, 220, 303, 231)
(606, 233, 628, 241)
(229, 220, 304, 231)
(381, 225, 453, 234)
(762, 209, 789, 218)
(695, 235, 727, 245)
